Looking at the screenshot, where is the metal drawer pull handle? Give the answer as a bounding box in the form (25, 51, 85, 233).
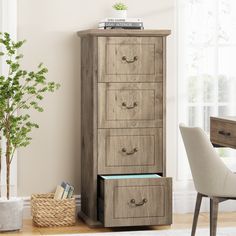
(122, 56, 138, 63)
(130, 198, 147, 206)
(218, 130, 231, 136)
(121, 147, 138, 155)
(122, 102, 138, 109)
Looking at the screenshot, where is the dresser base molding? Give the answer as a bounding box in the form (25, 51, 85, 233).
(78, 211, 103, 227)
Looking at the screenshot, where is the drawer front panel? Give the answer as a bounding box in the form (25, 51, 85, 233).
(98, 128, 163, 174)
(98, 37, 163, 82)
(98, 83, 163, 128)
(114, 185, 164, 218)
(210, 118, 236, 148)
(107, 89, 155, 121)
(99, 177, 172, 227)
(106, 44, 155, 75)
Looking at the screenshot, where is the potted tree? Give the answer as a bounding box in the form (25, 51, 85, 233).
(0, 32, 60, 231)
(112, 2, 128, 19)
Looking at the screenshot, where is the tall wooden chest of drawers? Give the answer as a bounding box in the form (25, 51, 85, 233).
(77, 29, 172, 227)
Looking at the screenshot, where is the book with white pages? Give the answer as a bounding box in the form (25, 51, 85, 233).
(54, 185, 64, 200)
(100, 18, 142, 23)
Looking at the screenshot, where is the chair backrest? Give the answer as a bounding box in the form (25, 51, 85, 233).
(179, 124, 232, 196)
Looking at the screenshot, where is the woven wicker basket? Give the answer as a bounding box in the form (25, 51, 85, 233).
(31, 193, 76, 227)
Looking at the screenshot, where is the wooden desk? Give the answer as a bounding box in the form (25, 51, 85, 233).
(210, 116, 236, 149)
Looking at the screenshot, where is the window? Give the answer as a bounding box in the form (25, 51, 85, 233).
(178, 0, 236, 179)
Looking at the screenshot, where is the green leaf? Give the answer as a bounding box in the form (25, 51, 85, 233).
(36, 95, 43, 100)
(14, 40, 26, 49)
(113, 2, 128, 10)
(37, 107, 44, 112)
(4, 32, 10, 39)
(38, 63, 43, 68)
(15, 54, 23, 60)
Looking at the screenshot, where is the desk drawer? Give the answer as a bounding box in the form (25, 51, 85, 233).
(98, 37, 163, 82)
(98, 83, 163, 128)
(98, 128, 163, 174)
(98, 175, 172, 227)
(210, 117, 236, 148)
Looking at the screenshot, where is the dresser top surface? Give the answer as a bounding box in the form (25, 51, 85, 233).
(77, 29, 171, 37)
(211, 116, 236, 123)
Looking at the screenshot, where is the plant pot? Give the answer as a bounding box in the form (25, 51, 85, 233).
(112, 9, 127, 19)
(0, 198, 23, 231)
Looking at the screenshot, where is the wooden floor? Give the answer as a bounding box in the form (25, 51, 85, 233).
(2, 213, 236, 235)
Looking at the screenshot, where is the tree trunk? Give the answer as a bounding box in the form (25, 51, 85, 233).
(6, 145, 10, 200)
(0, 134, 1, 198)
(5, 122, 10, 200)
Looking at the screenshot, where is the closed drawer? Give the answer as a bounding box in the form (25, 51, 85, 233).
(98, 37, 163, 82)
(98, 174, 172, 227)
(98, 128, 163, 174)
(98, 83, 163, 128)
(210, 117, 236, 149)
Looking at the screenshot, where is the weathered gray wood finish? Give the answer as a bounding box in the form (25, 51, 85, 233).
(98, 128, 163, 174)
(191, 193, 203, 236)
(98, 177, 172, 227)
(98, 83, 163, 128)
(78, 29, 171, 227)
(210, 198, 219, 236)
(98, 37, 163, 82)
(79, 36, 99, 224)
(77, 29, 171, 37)
(210, 116, 236, 149)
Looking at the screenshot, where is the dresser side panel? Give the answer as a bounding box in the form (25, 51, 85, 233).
(81, 36, 98, 221)
(162, 37, 167, 177)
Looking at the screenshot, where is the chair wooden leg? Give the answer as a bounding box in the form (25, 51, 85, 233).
(210, 198, 219, 236)
(191, 193, 203, 236)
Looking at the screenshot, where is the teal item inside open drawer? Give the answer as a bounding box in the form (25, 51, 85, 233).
(100, 174, 161, 180)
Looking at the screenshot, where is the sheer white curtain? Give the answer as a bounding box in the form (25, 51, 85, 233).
(178, 0, 236, 180)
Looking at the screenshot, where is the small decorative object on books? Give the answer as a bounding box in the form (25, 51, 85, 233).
(31, 182, 75, 227)
(112, 2, 128, 19)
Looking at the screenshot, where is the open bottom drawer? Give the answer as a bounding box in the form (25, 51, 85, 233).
(98, 174, 172, 227)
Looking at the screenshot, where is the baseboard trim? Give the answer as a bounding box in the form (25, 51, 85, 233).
(173, 191, 236, 213)
(173, 191, 207, 213)
(22, 192, 236, 218)
(23, 195, 81, 219)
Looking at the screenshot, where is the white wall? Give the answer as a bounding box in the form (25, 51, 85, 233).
(17, 0, 177, 197)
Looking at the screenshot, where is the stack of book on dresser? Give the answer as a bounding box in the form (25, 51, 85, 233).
(98, 18, 144, 29)
(54, 181, 74, 199)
